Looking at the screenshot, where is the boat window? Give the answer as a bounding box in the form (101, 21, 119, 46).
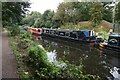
(55, 31, 59, 35)
(70, 32, 77, 38)
(50, 30, 54, 34)
(66, 32, 69, 36)
(42, 29, 44, 33)
(51, 30, 55, 34)
(54, 31, 56, 34)
(59, 32, 65, 36)
(44, 30, 47, 33)
(38, 29, 40, 32)
(46, 30, 49, 33)
(49, 30, 51, 34)
(77, 31, 86, 39)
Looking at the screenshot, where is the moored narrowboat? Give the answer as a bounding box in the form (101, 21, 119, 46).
(99, 33, 120, 52)
(42, 28, 96, 45)
(28, 27, 42, 36)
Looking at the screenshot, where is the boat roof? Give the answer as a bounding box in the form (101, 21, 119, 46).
(81, 30, 91, 31)
(43, 28, 91, 32)
(110, 33, 120, 37)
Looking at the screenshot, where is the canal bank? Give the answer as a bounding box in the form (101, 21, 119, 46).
(8, 28, 100, 79)
(33, 35, 120, 80)
(24, 27, 120, 79)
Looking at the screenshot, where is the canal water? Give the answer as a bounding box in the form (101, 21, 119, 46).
(32, 35, 120, 80)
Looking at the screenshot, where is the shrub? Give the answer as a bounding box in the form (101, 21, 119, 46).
(8, 25, 20, 36)
(17, 30, 32, 49)
(28, 43, 100, 79)
(9, 27, 100, 79)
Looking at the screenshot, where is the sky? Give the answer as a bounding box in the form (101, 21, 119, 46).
(29, 0, 64, 14)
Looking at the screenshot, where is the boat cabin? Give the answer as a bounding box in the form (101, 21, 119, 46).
(108, 33, 120, 47)
(42, 28, 96, 41)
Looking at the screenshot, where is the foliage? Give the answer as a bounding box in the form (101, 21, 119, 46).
(54, 2, 113, 27)
(18, 30, 32, 49)
(40, 10, 54, 28)
(33, 18, 41, 27)
(116, 2, 120, 23)
(102, 2, 113, 23)
(22, 2, 114, 29)
(27, 39, 100, 79)
(60, 21, 112, 33)
(28, 45, 57, 78)
(102, 6, 112, 22)
(55, 2, 91, 25)
(60, 23, 91, 30)
(89, 2, 103, 27)
(8, 25, 20, 36)
(8, 27, 101, 79)
(9, 32, 31, 79)
(2, 2, 30, 26)
(22, 11, 41, 27)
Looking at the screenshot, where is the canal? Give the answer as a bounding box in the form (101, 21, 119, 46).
(32, 35, 120, 80)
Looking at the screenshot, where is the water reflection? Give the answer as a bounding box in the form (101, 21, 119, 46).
(46, 50, 67, 67)
(47, 50, 57, 63)
(32, 35, 120, 80)
(110, 67, 120, 80)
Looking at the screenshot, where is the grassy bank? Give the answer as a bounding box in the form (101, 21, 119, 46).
(60, 20, 112, 40)
(9, 31, 32, 79)
(8, 27, 101, 79)
(60, 20, 112, 32)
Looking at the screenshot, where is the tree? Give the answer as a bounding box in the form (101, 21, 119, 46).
(89, 2, 103, 27)
(23, 11, 41, 27)
(114, 2, 120, 33)
(53, 3, 66, 25)
(55, 2, 92, 25)
(102, 2, 113, 22)
(116, 2, 120, 23)
(33, 18, 41, 28)
(2, 2, 30, 26)
(40, 10, 54, 28)
(72, 2, 91, 21)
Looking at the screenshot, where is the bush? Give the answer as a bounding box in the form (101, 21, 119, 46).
(8, 25, 20, 36)
(28, 42, 100, 79)
(9, 27, 100, 79)
(17, 30, 32, 49)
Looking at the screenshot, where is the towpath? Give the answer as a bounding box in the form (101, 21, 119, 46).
(1, 31, 19, 79)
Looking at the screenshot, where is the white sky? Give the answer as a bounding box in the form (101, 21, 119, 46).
(29, 0, 64, 14)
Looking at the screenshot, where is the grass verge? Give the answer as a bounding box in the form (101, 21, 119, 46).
(9, 34, 32, 79)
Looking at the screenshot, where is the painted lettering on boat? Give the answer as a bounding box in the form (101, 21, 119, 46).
(109, 39, 118, 43)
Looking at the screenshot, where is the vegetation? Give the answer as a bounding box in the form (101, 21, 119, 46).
(3, 1, 120, 79)
(89, 2, 103, 27)
(28, 43, 100, 79)
(60, 20, 112, 40)
(116, 2, 120, 23)
(8, 27, 100, 79)
(22, 11, 42, 27)
(7, 24, 20, 36)
(21, 2, 118, 34)
(2, 2, 120, 31)
(2, 2, 30, 26)
(9, 30, 32, 79)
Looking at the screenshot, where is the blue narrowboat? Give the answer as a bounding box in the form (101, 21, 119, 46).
(42, 28, 96, 45)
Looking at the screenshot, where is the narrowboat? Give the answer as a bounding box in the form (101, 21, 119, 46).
(27, 27, 42, 36)
(99, 33, 120, 52)
(42, 28, 96, 45)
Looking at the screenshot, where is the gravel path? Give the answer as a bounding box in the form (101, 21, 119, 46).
(2, 32, 19, 79)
